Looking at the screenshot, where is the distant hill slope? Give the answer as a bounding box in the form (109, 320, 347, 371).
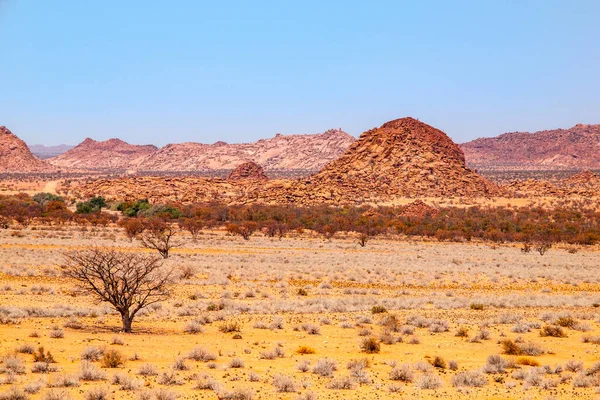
(48, 138, 158, 170)
(461, 124, 600, 170)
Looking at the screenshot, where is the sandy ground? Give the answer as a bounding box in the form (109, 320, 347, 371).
(1, 227, 600, 399)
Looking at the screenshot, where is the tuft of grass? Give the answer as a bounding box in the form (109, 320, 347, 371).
(272, 375, 297, 392)
(540, 325, 567, 338)
(187, 346, 217, 362)
(430, 356, 446, 369)
(415, 374, 443, 389)
(101, 349, 124, 368)
(296, 346, 316, 355)
(516, 357, 540, 367)
(371, 305, 387, 314)
(360, 337, 380, 354)
(451, 370, 487, 387)
(219, 320, 242, 333)
(389, 364, 414, 382)
(455, 326, 469, 337)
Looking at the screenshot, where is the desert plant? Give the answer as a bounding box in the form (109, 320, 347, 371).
(451, 370, 487, 387)
(312, 358, 337, 377)
(84, 386, 110, 400)
(101, 349, 124, 368)
(483, 355, 507, 374)
(430, 356, 446, 369)
(229, 357, 245, 368)
(63, 249, 173, 332)
(187, 346, 217, 362)
(81, 346, 104, 361)
(360, 337, 380, 354)
(371, 305, 387, 314)
(296, 346, 316, 355)
(272, 374, 297, 392)
(326, 376, 355, 389)
(219, 320, 242, 333)
(137, 363, 159, 376)
(415, 374, 443, 389)
(540, 325, 567, 338)
(79, 361, 107, 381)
(139, 218, 179, 258)
(389, 364, 414, 382)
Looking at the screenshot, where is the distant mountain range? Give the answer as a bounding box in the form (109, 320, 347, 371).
(46, 129, 355, 174)
(2, 122, 600, 175)
(28, 144, 74, 159)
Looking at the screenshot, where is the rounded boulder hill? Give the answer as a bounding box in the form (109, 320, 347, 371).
(227, 162, 269, 181)
(256, 117, 502, 204)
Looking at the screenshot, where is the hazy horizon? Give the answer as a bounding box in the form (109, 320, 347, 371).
(2, 1, 599, 147)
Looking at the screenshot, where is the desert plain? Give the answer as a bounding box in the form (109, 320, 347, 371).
(1, 223, 600, 400)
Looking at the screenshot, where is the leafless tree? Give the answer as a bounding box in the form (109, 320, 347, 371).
(139, 218, 179, 258)
(62, 249, 173, 332)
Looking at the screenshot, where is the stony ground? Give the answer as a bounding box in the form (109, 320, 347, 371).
(1, 226, 600, 399)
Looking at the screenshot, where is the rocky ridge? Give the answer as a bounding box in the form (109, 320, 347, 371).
(461, 124, 600, 170)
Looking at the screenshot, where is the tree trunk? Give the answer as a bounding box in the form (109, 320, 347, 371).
(121, 312, 133, 333)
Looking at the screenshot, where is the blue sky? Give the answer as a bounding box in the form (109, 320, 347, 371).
(1, 1, 599, 146)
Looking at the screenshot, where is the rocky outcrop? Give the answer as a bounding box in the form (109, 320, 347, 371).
(49, 138, 158, 170)
(461, 124, 600, 170)
(0, 126, 56, 173)
(257, 117, 502, 204)
(227, 162, 268, 181)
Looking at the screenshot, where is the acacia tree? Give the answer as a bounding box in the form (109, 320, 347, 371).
(139, 218, 179, 258)
(62, 249, 173, 332)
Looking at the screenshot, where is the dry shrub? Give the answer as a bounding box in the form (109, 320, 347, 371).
(516, 357, 540, 367)
(360, 337, 380, 354)
(430, 356, 446, 369)
(296, 346, 316, 355)
(540, 325, 567, 338)
(451, 370, 487, 387)
(101, 349, 124, 368)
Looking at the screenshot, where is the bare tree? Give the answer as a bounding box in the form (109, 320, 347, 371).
(62, 249, 173, 332)
(139, 218, 179, 258)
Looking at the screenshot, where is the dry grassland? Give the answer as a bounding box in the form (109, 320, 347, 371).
(1, 226, 600, 399)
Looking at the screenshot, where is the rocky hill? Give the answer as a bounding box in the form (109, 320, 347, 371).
(49, 138, 158, 171)
(258, 117, 501, 204)
(0, 126, 56, 173)
(461, 124, 600, 170)
(136, 129, 355, 174)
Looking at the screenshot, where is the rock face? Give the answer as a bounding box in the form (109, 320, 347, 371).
(461, 124, 600, 170)
(258, 117, 500, 204)
(561, 170, 600, 196)
(28, 144, 74, 159)
(0, 126, 55, 173)
(227, 162, 268, 181)
(49, 138, 158, 170)
(136, 129, 355, 174)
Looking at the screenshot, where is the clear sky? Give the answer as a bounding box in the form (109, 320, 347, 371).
(1, 1, 599, 146)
